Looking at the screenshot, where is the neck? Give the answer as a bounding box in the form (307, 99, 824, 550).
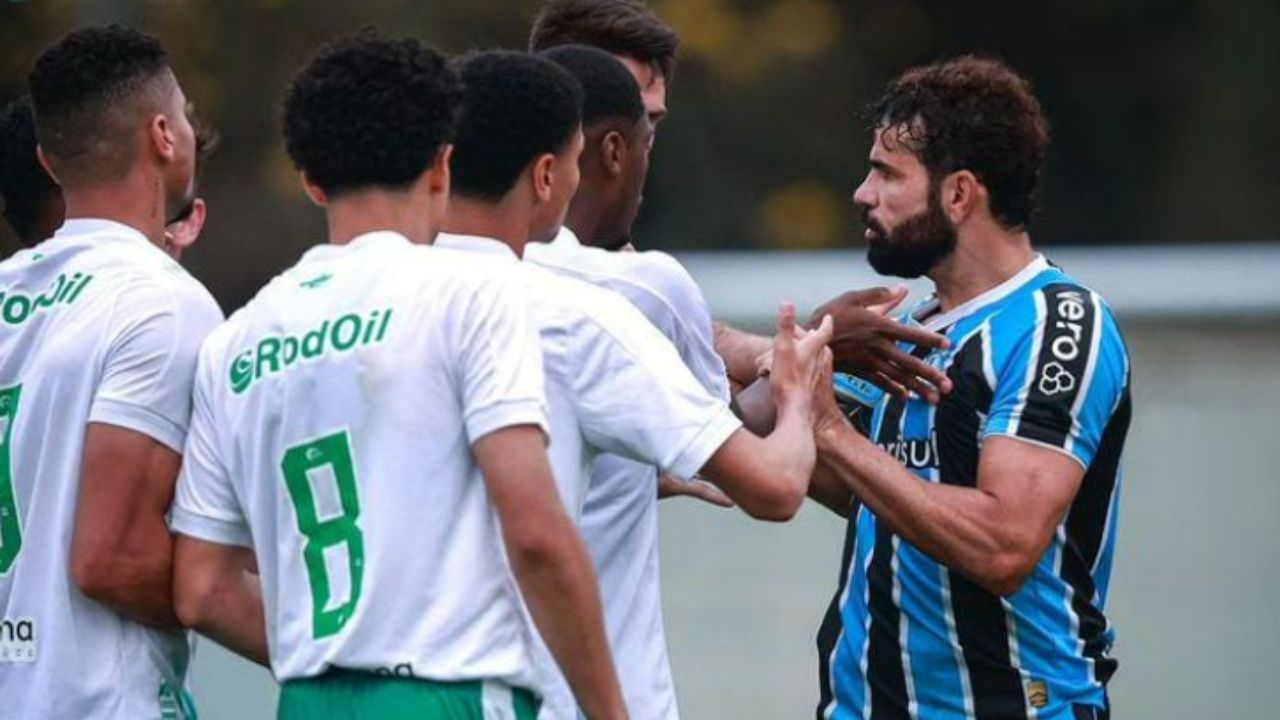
(442, 195, 531, 257)
(565, 183, 608, 248)
(61, 170, 168, 246)
(324, 189, 433, 246)
(928, 225, 1035, 311)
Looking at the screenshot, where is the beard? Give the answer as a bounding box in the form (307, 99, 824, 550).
(863, 192, 957, 279)
(165, 179, 197, 226)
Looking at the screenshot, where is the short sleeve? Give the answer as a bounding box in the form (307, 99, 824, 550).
(983, 285, 1130, 468)
(455, 268, 550, 444)
(572, 286, 742, 481)
(170, 347, 252, 548)
(88, 278, 223, 453)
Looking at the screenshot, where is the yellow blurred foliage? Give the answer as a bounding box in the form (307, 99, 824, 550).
(761, 179, 845, 249)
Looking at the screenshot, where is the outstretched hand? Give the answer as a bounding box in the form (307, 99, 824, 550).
(769, 302, 834, 416)
(808, 286, 952, 404)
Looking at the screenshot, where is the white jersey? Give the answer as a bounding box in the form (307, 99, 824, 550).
(0, 219, 223, 720)
(437, 232, 740, 720)
(169, 232, 550, 689)
(527, 229, 730, 720)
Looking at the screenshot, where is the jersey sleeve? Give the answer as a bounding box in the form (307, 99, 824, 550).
(983, 285, 1130, 468)
(455, 268, 549, 444)
(170, 343, 252, 547)
(573, 286, 742, 481)
(88, 276, 223, 453)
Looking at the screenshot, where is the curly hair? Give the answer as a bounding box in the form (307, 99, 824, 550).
(282, 29, 460, 197)
(0, 95, 61, 244)
(540, 44, 643, 128)
(871, 56, 1050, 231)
(529, 0, 679, 80)
(28, 25, 171, 184)
(450, 51, 583, 201)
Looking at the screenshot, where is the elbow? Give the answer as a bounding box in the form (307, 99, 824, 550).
(171, 563, 216, 630)
(975, 552, 1036, 598)
(506, 524, 575, 574)
(71, 551, 127, 607)
(740, 475, 806, 522)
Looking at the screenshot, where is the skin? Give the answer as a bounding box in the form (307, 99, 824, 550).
(810, 125, 1085, 597)
(51, 72, 197, 627)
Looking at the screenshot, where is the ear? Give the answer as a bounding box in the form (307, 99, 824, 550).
(601, 130, 626, 178)
(531, 153, 556, 203)
(148, 113, 177, 163)
(166, 198, 207, 252)
(941, 170, 983, 225)
(429, 145, 452, 196)
(35, 145, 60, 185)
(300, 171, 327, 207)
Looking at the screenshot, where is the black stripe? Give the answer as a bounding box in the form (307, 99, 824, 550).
(866, 524, 911, 720)
(938, 333, 1028, 718)
(816, 502, 860, 720)
(1060, 386, 1131, 687)
(1017, 285, 1097, 449)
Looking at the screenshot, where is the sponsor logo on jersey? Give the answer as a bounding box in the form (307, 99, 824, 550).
(0, 617, 36, 663)
(0, 272, 94, 327)
(1038, 289, 1089, 396)
(878, 430, 940, 471)
(230, 307, 394, 394)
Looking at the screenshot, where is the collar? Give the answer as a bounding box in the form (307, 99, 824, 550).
(550, 226, 582, 248)
(54, 218, 151, 247)
(916, 254, 1051, 331)
(434, 232, 520, 261)
(302, 230, 412, 263)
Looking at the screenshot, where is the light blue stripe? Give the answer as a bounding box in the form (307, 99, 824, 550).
(833, 507, 876, 716)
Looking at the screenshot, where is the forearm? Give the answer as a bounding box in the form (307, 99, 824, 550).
(183, 571, 269, 666)
(713, 321, 771, 389)
(511, 525, 625, 720)
(808, 457, 854, 517)
(73, 523, 180, 629)
(816, 425, 1026, 593)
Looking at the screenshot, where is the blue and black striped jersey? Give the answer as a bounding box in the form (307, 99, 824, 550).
(818, 256, 1131, 720)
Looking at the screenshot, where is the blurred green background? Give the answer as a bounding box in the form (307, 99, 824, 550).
(3, 0, 1278, 310)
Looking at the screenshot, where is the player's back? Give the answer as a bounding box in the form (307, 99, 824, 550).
(0, 219, 222, 719)
(175, 231, 545, 687)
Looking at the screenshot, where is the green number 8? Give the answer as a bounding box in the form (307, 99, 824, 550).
(0, 385, 21, 574)
(281, 431, 364, 639)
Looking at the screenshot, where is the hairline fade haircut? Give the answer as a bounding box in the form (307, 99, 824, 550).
(540, 44, 644, 130)
(0, 95, 61, 244)
(282, 28, 461, 198)
(529, 0, 679, 81)
(870, 55, 1050, 231)
(449, 50, 583, 202)
(28, 25, 174, 187)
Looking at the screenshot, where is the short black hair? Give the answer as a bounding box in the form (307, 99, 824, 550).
(28, 25, 171, 184)
(450, 51, 583, 201)
(871, 56, 1050, 230)
(0, 95, 60, 244)
(283, 29, 461, 197)
(540, 44, 643, 128)
(530, 0, 679, 80)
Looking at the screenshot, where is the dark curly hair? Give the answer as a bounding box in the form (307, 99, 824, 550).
(450, 51, 583, 202)
(529, 0, 679, 80)
(540, 44, 644, 128)
(0, 95, 61, 244)
(282, 29, 460, 197)
(871, 56, 1050, 231)
(28, 26, 172, 185)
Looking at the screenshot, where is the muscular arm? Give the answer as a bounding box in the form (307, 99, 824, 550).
(816, 425, 1083, 596)
(713, 321, 772, 392)
(475, 426, 626, 720)
(71, 423, 184, 629)
(172, 538, 268, 665)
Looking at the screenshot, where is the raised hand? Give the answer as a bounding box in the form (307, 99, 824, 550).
(808, 286, 952, 404)
(769, 302, 834, 418)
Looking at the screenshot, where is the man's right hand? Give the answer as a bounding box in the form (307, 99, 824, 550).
(768, 302, 833, 419)
(808, 286, 952, 403)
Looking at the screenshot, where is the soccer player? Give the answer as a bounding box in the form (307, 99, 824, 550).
(437, 50, 832, 720)
(812, 58, 1131, 720)
(168, 32, 626, 720)
(0, 95, 64, 247)
(0, 26, 222, 719)
(528, 0, 952, 399)
(0, 92, 215, 261)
